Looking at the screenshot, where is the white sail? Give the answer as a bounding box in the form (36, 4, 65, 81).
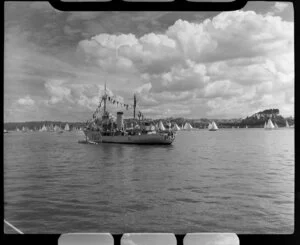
(41, 124, 47, 131)
(172, 123, 181, 131)
(265, 119, 275, 129)
(286, 120, 290, 128)
(16, 127, 20, 132)
(183, 122, 193, 130)
(158, 121, 166, 131)
(264, 122, 267, 128)
(208, 121, 218, 131)
(64, 123, 70, 131)
(274, 122, 278, 128)
(212, 121, 218, 130)
(246, 125, 248, 128)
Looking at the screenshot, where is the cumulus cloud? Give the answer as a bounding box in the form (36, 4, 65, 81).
(75, 9, 293, 118)
(274, 2, 289, 13)
(17, 95, 35, 106)
(5, 5, 294, 121)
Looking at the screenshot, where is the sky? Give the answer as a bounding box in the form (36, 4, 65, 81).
(58, 233, 114, 245)
(4, 1, 294, 122)
(121, 233, 176, 245)
(184, 233, 239, 245)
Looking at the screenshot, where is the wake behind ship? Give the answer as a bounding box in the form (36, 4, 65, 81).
(83, 84, 175, 145)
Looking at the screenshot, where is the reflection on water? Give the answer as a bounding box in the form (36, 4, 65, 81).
(4, 129, 294, 233)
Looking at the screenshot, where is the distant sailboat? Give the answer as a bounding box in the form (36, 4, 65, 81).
(274, 122, 279, 129)
(245, 125, 248, 129)
(40, 124, 47, 132)
(286, 120, 290, 128)
(172, 123, 181, 131)
(158, 121, 166, 131)
(208, 121, 218, 131)
(16, 127, 20, 132)
(264, 122, 267, 129)
(183, 122, 193, 130)
(64, 123, 70, 131)
(265, 119, 275, 130)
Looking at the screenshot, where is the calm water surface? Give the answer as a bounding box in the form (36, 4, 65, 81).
(4, 129, 294, 234)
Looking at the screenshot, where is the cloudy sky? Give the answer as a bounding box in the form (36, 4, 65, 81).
(4, 1, 294, 122)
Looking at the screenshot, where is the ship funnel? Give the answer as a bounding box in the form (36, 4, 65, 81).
(116, 112, 124, 130)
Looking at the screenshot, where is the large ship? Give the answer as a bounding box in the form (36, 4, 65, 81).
(83, 84, 175, 145)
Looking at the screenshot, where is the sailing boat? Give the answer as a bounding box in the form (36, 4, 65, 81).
(16, 127, 20, 132)
(172, 123, 181, 131)
(264, 122, 267, 129)
(158, 121, 166, 131)
(41, 124, 47, 131)
(83, 84, 175, 145)
(265, 119, 275, 130)
(208, 121, 218, 131)
(64, 123, 70, 131)
(183, 122, 193, 130)
(286, 120, 290, 128)
(274, 122, 279, 129)
(245, 125, 248, 129)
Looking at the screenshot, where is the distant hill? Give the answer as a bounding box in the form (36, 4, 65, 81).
(240, 109, 294, 128)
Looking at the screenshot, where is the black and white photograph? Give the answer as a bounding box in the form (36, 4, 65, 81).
(4, 1, 294, 234)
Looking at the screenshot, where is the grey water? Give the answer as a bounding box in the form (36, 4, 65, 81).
(4, 129, 294, 234)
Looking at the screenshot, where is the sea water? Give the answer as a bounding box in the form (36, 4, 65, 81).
(4, 129, 294, 234)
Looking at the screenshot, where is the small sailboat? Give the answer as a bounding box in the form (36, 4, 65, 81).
(48, 124, 54, 132)
(183, 122, 193, 130)
(264, 122, 267, 129)
(265, 119, 275, 130)
(172, 123, 181, 131)
(64, 123, 70, 131)
(274, 122, 279, 129)
(245, 125, 248, 129)
(286, 120, 290, 128)
(208, 121, 218, 131)
(40, 124, 47, 132)
(16, 127, 20, 132)
(158, 121, 166, 131)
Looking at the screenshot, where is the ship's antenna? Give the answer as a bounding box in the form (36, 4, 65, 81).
(103, 81, 107, 114)
(133, 93, 137, 119)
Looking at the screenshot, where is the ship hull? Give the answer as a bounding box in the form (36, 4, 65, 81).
(84, 130, 175, 145)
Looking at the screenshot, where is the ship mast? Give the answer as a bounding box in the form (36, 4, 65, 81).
(133, 93, 137, 119)
(103, 82, 107, 114)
